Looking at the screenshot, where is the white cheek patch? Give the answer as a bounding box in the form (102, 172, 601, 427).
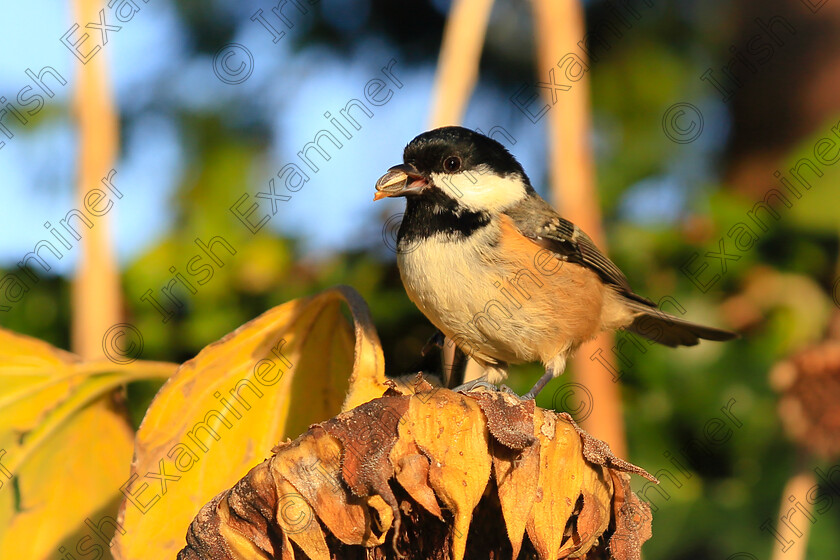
(430, 166, 528, 212)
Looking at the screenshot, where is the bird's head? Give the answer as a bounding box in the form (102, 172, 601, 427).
(374, 126, 534, 213)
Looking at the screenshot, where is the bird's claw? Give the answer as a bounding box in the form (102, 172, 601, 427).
(451, 378, 497, 394)
(499, 384, 520, 397)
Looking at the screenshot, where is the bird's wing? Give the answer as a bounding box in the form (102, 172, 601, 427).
(503, 197, 655, 306)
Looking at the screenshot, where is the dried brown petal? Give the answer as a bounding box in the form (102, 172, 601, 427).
(608, 471, 653, 560)
(563, 466, 612, 556)
(393, 452, 444, 519)
(561, 412, 659, 483)
(565, 490, 609, 556)
(526, 408, 587, 559)
(224, 459, 282, 556)
(275, 477, 329, 560)
(493, 442, 539, 558)
(270, 427, 382, 546)
(385, 373, 438, 397)
(322, 395, 410, 550)
(474, 391, 537, 450)
(407, 391, 492, 560)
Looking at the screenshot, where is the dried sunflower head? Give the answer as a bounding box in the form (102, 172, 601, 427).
(771, 341, 840, 460)
(177, 381, 655, 560)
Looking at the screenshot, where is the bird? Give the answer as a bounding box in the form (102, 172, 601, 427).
(374, 126, 737, 399)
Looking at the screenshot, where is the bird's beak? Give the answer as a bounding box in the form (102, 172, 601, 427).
(374, 163, 428, 201)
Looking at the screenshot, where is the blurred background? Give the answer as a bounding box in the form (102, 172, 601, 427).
(2, 0, 840, 558)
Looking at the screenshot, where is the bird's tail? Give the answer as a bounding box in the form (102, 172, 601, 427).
(621, 299, 738, 348)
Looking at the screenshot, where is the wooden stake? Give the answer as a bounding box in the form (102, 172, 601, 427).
(532, 0, 627, 456)
(70, 0, 121, 359)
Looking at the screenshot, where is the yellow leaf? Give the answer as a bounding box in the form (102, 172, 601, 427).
(0, 328, 176, 560)
(0, 400, 134, 560)
(114, 286, 387, 560)
(338, 286, 388, 411)
(0, 329, 81, 454)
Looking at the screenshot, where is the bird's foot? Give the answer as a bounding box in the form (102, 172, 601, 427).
(451, 376, 496, 394)
(499, 384, 519, 396)
(522, 369, 555, 400)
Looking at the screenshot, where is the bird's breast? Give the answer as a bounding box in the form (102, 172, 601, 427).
(397, 220, 607, 365)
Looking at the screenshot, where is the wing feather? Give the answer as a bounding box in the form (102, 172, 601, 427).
(504, 197, 655, 306)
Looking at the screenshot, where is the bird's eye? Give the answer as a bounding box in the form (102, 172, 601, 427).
(444, 156, 461, 173)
